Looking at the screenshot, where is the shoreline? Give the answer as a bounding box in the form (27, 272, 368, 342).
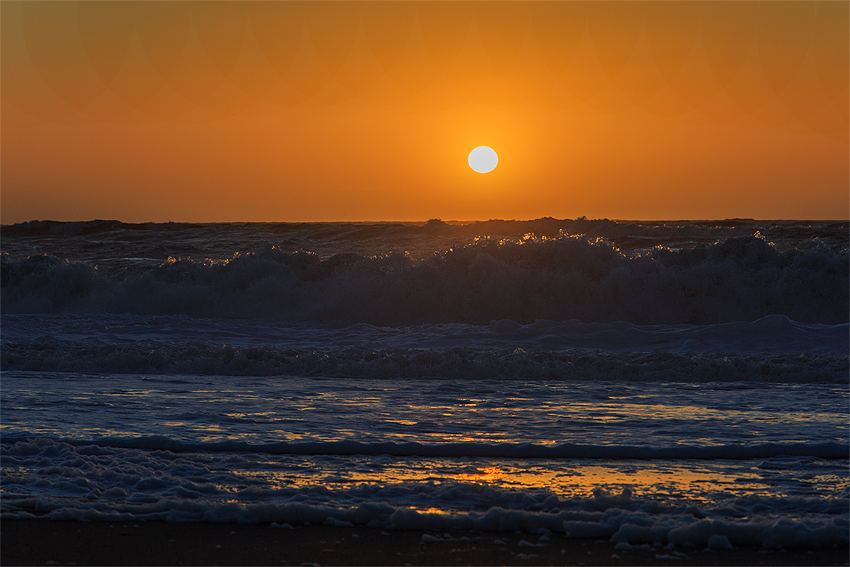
(3, 519, 848, 566)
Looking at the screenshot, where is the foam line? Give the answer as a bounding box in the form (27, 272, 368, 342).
(5, 437, 846, 460)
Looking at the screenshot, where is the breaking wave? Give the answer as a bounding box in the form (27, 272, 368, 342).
(2, 234, 847, 325)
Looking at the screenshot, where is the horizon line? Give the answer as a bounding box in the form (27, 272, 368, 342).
(3, 217, 849, 227)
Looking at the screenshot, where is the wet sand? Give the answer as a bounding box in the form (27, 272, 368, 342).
(2, 519, 848, 566)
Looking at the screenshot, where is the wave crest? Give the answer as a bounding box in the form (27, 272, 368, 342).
(2, 235, 846, 325)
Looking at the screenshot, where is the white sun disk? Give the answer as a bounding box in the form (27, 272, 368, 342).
(468, 146, 498, 173)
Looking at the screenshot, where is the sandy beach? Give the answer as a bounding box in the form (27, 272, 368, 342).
(3, 520, 848, 566)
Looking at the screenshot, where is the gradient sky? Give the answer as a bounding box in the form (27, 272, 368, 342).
(2, 1, 848, 223)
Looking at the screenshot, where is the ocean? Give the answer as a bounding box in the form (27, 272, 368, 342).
(1, 218, 847, 550)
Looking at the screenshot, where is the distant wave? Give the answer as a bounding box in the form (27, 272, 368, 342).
(4, 218, 848, 249)
(2, 234, 846, 325)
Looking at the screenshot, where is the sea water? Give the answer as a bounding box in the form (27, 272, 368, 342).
(1, 218, 847, 548)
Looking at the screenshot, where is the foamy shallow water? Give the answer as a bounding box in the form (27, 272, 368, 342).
(2, 372, 848, 548)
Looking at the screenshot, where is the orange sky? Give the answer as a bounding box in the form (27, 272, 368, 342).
(2, 1, 848, 223)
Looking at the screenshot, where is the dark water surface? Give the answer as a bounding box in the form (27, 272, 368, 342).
(2, 218, 847, 548)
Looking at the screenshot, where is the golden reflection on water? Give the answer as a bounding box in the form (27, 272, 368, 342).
(232, 458, 825, 511)
(457, 466, 504, 482)
(415, 507, 452, 516)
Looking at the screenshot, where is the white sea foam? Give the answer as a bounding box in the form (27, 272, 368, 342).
(2, 438, 847, 548)
(9, 501, 841, 549)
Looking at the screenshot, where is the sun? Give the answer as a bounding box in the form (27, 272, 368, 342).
(468, 146, 498, 174)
